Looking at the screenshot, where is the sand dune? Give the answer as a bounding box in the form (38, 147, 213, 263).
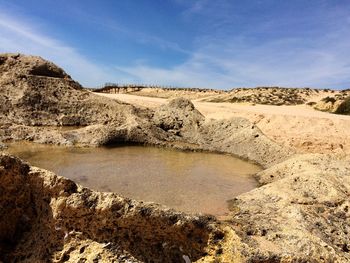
(97, 92, 350, 155)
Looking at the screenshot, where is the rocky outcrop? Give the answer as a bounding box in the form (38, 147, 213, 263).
(196, 118, 291, 167)
(255, 153, 350, 185)
(153, 97, 205, 137)
(151, 99, 292, 167)
(2, 146, 350, 262)
(228, 153, 350, 262)
(0, 53, 138, 127)
(0, 154, 241, 262)
(0, 53, 167, 147)
(0, 53, 292, 167)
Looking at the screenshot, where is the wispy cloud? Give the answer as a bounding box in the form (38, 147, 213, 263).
(116, 2, 350, 89)
(63, 8, 190, 55)
(102, 20, 190, 55)
(0, 11, 116, 87)
(116, 34, 350, 89)
(1, 2, 350, 89)
(183, 0, 209, 15)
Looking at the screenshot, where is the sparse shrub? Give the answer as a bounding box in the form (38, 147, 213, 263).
(229, 97, 244, 103)
(321, 96, 336, 103)
(335, 96, 350, 114)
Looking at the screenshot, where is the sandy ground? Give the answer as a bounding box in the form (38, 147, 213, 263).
(96, 93, 350, 155)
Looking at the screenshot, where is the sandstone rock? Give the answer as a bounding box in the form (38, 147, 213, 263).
(153, 97, 204, 137)
(256, 153, 350, 185)
(152, 98, 293, 168)
(0, 53, 292, 167)
(0, 154, 238, 262)
(196, 118, 292, 167)
(2, 53, 349, 262)
(2, 149, 350, 262)
(227, 153, 350, 262)
(0, 53, 136, 127)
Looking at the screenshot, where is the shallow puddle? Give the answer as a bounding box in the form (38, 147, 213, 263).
(7, 142, 261, 216)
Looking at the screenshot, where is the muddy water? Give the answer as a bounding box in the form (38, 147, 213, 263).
(7, 142, 261, 216)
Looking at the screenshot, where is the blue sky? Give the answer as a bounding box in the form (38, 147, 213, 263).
(0, 0, 350, 89)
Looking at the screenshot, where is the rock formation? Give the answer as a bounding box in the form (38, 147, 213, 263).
(0, 154, 240, 262)
(2, 152, 349, 262)
(0, 53, 291, 167)
(229, 153, 350, 262)
(1, 53, 349, 262)
(0, 53, 130, 126)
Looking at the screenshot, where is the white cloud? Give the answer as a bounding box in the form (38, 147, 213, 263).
(0, 11, 115, 87)
(1, 4, 350, 90)
(116, 33, 350, 89)
(114, 3, 350, 90)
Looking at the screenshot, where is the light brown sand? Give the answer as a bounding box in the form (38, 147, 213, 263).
(96, 93, 350, 155)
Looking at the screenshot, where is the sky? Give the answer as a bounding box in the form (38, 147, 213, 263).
(0, 0, 350, 89)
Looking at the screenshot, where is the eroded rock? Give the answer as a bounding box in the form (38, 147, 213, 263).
(153, 97, 204, 137)
(227, 154, 350, 262)
(1, 53, 349, 262)
(0, 53, 136, 127)
(152, 98, 292, 167)
(0, 154, 239, 262)
(256, 154, 350, 185)
(0, 53, 292, 167)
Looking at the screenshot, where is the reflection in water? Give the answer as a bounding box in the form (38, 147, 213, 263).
(7, 142, 261, 216)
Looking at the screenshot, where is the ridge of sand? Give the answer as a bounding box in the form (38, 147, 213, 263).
(96, 93, 350, 155)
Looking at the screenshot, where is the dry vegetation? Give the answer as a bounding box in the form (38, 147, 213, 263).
(203, 87, 311, 105)
(335, 96, 350, 114)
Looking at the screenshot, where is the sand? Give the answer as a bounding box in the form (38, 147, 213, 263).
(97, 92, 350, 155)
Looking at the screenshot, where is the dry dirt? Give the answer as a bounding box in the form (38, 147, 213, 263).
(1, 53, 350, 262)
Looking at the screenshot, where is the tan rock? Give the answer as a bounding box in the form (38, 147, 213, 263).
(228, 153, 350, 262)
(1, 53, 349, 262)
(0, 154, 238, 262)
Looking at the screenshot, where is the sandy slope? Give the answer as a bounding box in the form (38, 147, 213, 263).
(97, 93, 350, 155)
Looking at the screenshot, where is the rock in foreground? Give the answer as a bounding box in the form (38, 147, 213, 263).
(0, 154, 241, 262)
(229, 153, 350, 262)
(1, 151, 350, 262)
